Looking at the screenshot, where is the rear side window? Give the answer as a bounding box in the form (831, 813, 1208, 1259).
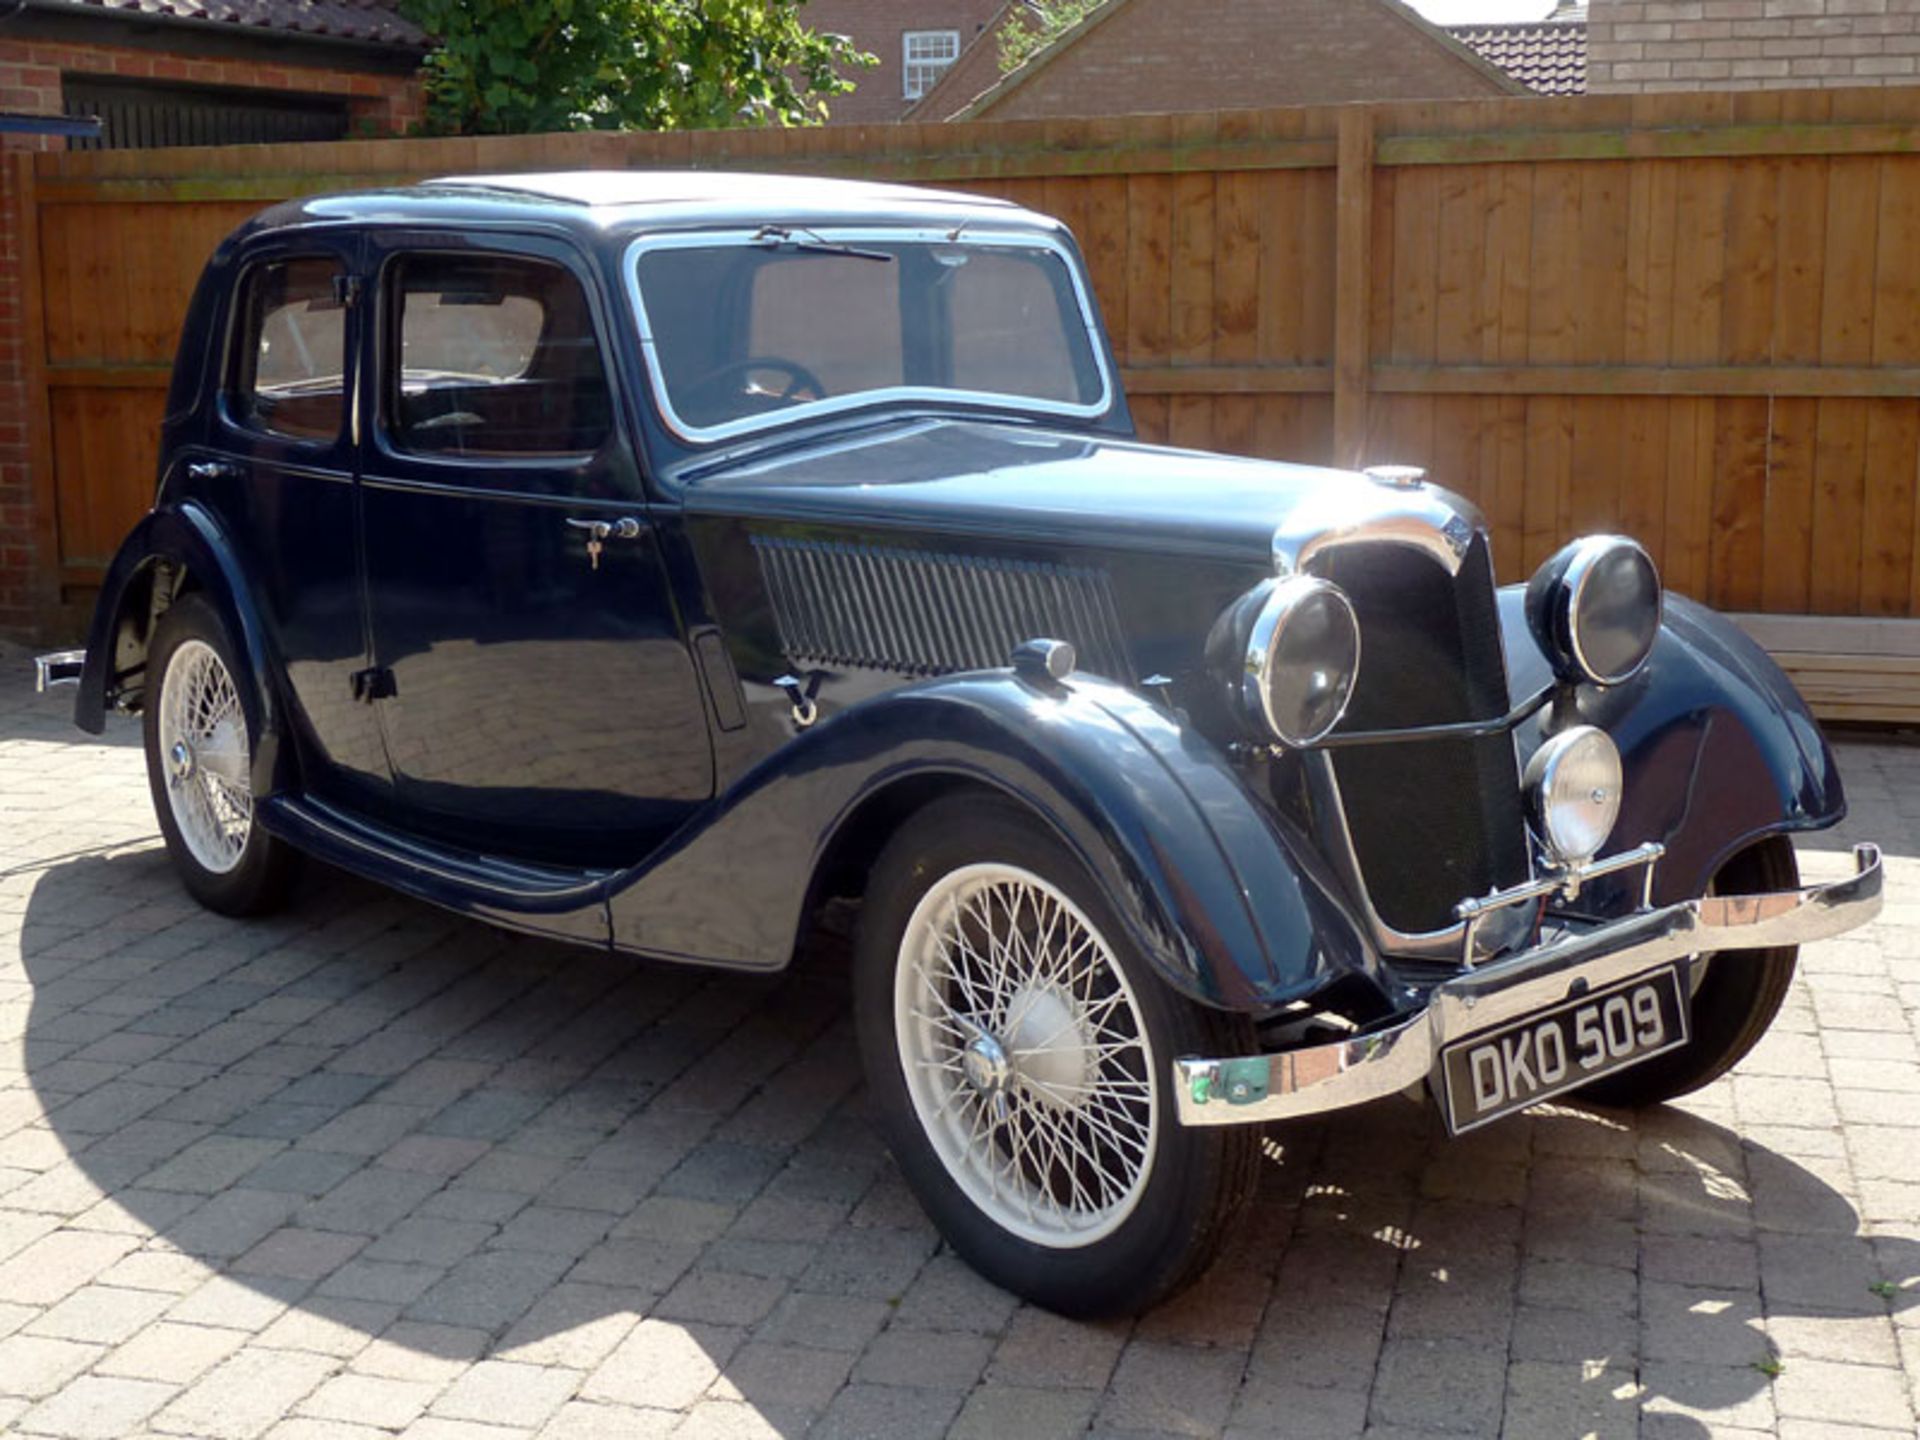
(388, 253, 612, 458)
(234, 257, 346, 442)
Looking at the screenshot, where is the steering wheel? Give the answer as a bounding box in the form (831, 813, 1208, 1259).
(681, 355, 826, 416)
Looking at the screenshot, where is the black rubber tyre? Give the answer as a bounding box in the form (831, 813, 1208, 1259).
(142, 593, 298, 917)
(1576, 836, 1799, 1107)
(854, 794, 1261, 1318)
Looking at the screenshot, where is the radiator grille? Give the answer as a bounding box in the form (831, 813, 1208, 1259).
(753, 536, 1133, 680)
(1317, 535, 1529, 934)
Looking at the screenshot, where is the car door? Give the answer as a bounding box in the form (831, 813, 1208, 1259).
(206, 232, 392, 813)
(357, 231, 714, 867)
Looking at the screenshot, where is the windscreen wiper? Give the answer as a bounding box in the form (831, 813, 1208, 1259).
(752, 225, 894, 263)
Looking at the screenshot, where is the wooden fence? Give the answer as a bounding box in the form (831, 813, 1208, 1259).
(21, 89, 1920, 712)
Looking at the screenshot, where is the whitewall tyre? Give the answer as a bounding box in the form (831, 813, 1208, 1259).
(855, 794, 1260, 1317)
(143, 594, 297, 916)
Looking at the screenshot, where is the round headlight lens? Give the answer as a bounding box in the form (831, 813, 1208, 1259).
(1525, 536, 1662, 686)
(1242, 577, 1360, 746)
(1525, 725, 1623, 866)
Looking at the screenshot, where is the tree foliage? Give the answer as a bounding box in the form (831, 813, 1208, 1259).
(998, 0, 1108, 74)
(398, 0, 873, 135)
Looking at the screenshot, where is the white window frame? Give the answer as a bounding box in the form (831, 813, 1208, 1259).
(903, 30, 962, 100)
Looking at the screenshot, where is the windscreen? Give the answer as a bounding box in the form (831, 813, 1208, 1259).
(632, 233, 1109, 438)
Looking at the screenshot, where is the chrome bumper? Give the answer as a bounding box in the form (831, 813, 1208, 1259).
(1174, 842, 1884, 1127)
(34, 650, 85, 693)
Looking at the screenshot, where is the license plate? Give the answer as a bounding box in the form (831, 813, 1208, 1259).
(1440, 966, 1689, 1134)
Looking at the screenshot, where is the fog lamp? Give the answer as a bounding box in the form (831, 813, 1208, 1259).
(1525, 725, 1622, 867)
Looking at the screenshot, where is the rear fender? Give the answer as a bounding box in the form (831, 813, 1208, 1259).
(1503, 588, 1844, 907)
(75, 501, 286, 797)
(606, 671, 1371, 1012)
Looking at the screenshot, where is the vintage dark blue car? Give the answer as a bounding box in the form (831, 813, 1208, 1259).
(40, 172, 1883, 1316)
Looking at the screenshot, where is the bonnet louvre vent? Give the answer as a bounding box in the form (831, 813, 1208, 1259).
(753, 536, 1132, 680)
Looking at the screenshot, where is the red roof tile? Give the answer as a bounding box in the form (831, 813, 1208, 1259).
(1448, 16, 1586, 96)
(56, 0, 425, 48)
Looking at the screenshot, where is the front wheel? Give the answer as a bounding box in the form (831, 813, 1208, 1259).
(854, 796, 1260, 1317)
(1576, 836, 1799, 1107)
(143, 593, 298, 917)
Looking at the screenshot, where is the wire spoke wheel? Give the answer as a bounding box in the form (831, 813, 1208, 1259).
(894, 862, 1158, 1248)
(157, 638, 252, 876)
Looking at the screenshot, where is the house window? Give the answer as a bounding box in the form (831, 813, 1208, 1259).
(903, 30, 962, 100)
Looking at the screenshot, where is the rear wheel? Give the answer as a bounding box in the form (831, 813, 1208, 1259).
(1576, 836, 1798, 1107)
(143, 594, 297, 916)
(855, 795, 1260, 1317)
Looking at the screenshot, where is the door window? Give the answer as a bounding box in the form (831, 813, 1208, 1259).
(233, 257, 347, 442)
(387, 253, 612, 459)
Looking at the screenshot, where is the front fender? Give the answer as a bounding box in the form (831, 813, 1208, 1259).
(606, 670, 1372, 1012)
(1502, 588, 1844, 906)
(75, 500, 286, 798)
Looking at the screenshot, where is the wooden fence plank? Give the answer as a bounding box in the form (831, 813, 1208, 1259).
(1333, 108, 1373, 466)
(26, 91, 1920, 658)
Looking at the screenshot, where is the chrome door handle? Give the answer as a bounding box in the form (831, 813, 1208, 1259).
(566, 517, 642, 540)
(184, 459, 242, 482)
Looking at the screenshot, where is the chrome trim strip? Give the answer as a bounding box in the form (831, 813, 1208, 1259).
(34, 651, 85, 692)
(623, 227, 1116, 446)
(1173, 842, 1883, 1127)
(1272, 490, 1481, 579)
(1312, 684, 1553, 750)
(1303, 751, 1498, 960)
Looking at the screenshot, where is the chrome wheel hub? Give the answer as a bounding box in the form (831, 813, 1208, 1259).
(962, 1032, 1012, 1095)
(895, 863, 1159, 1249)
(156, 638, 252, 876)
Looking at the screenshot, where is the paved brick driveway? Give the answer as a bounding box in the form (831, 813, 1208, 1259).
(1, 643, 1915, 1440)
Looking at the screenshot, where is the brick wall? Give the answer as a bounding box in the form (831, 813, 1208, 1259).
(806, 0, 1005, 124)
(955, 0, 1517, 121)
(1590, 0, 1920, 90)
(0, 40, 419, 643)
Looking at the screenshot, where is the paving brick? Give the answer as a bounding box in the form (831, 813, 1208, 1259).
(0, 1334, 105, 1400)
(811, 1382, 959, 1440)
(233, 1227, 369, 1282)
(1772, 1357, 1915, 1428)
(950, 1383, 1095, 1440)
(96, 1321, 249, 1383)
(431, 1360, 584, 1429)
(0, 1230, 138, 1305)
(298, 1372, 441, 1429)
(151, 1346, 339, 1439)
(406, 1249, 572, 1331)
(580, 1319, 741, 1410)
(14, 1374, 173, 1439)
(1099, 1339, 1245, 1436)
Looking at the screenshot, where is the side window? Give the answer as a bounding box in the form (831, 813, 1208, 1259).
(234, 257, 346, 442)
(388, 252, 612, 458)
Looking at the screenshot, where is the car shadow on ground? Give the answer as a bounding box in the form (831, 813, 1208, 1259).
(12, 838, 1918, 1435)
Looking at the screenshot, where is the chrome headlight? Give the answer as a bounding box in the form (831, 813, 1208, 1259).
(1524, 536, 1662, 687)
(1525, 725, 1622, 867)
(1241, 576, 1361, 747)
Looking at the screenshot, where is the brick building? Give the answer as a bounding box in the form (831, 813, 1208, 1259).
(0, 0, 423, 642)
(1588, 0, 1920, 90)
(906, 0, 1525, 123)
(806, 0, 1005, 124)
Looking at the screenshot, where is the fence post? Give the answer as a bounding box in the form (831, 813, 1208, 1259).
(13, 150, 58, 638)
(1333, 106, 1374, 470)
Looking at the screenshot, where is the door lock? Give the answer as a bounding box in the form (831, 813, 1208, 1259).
(567, 516, 643, 571)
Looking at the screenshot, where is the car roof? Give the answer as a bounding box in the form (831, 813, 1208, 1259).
(260, 170, 1041, 239)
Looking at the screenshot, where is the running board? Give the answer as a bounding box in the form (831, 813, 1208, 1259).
(259, 795, 612, 944)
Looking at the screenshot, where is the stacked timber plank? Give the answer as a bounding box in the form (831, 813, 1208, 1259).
(1734, 615, 1920, 725)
